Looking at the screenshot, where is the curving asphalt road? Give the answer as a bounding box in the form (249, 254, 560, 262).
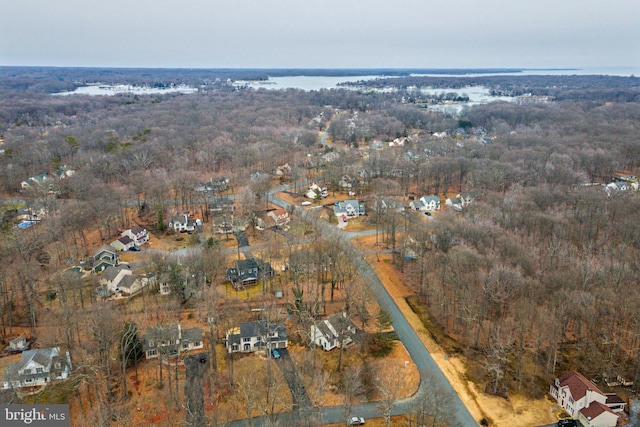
(229, 189, 479, 426)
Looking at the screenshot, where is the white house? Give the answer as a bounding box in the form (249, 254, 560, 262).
(167, 213, 201, 233)
(310, 313, 356, 351)
(121, 225, 149, 246)
(410, 196, 440, 212)
(3, 347, 71, 390)
(550, 370, 625, 427)
(305, 183, 328, 199)
(225, 321, 288, 353)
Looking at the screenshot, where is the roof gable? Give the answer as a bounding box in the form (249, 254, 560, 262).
(558, 370, 604, 401)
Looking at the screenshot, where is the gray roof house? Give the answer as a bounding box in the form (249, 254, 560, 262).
(226, 321, 288, 354)
(93, 244, 118, 273)
(99, 265, 132, 292)
(310, 313, 357, 351)
(334, 200, 365, 218)
(8, 336, 29, 352)
(226, 258, 275, 289)
(3, 347, 71, 390)
(142, 324, 203, 359)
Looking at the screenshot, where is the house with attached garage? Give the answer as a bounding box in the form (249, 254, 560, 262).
(225, 321, 288, 354)
(3, 347, 72, 390)
(111, 234, 136, 252)
(99, 265, 132, 292)
(256, 208, 290, 230)
(410, 195, 440, 212)
(121, 225, 149, 246)
(311, 313, 357, 351)
(550, 370, 626, 427)
(142, 324, 203, 359)
(334, 199, 365, 218)
(167, 213, 201, 233)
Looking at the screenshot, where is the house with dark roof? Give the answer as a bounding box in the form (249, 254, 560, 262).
(121, 225, 149, 245)
(3, 347, 71, 390)
(93, 244, 118, 273)
(310, 313, 356, 351)
(226, 258, 275, 289)
(111, 234, 136, 252)
(225, 321, 288, 354)
(550, 370, 625, 427)
(142, 324, 203, 359)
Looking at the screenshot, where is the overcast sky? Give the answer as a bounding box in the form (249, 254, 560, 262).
(1, 0, 639, 69)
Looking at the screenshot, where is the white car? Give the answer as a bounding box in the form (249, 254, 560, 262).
(348, 417, 365, 426)
(301, 201, 312, 206)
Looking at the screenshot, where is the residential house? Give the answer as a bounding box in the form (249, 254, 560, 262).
(117, 274, 151, 297)
(210, 177, 229, 193)
(93, 244, 118, 273)
(167, 213, 200, 233)
(17, 206, 47, 222)
(305, 183, 328, 199)
(274, 163, 291, 178)
(388, 136, 408, 147)
(550, 370, 626, 427)
(606, 182, 628, 192)
(52, 165, 75, 179)
(208, 196, 235, 213)
(338, 175, 354, 189)
(458, 193, 475, 207)
(334, 200, 365, 218)
(99, 265, 132, 292)
(310, 313, 357, 351)
(121, 225, 149, 246)
(111, 234, 136, 252)
(142, 324, 203, 359)
(226, 258, 275, 289)
(445, 197, 463, 212)
(3, 347, 71, 390)
(225, 321, 288, 353)
(410, 196, 440, 212)
(20, 173, 51, 190)
(194, 182, 213, 193)
(8, 336, 28, 352)
(257, 208, 290, 230)
(370, 140, 384, 151)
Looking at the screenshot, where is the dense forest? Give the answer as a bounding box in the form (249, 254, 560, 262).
(0, 67, 639, 425)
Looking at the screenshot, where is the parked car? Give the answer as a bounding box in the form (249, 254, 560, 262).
(348, 416, 365, 426)
(271, 349, 281, 359)
(558, 420, 577, 427)
(129, 246, 140, 252)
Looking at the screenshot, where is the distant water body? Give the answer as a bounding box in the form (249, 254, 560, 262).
(54, 66, 638, 96)
(237, 66, 639, 91)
